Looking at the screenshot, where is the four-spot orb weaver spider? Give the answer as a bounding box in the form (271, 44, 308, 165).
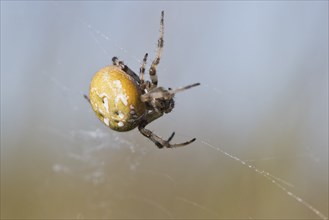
(85, 11, 200, 148)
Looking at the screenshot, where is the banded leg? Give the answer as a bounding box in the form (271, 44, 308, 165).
(149, 11, 164, 88)
(138, 110, 196, 149)
(112, 56, 141, 84)
(139, 53, 148, 84)
(112, 56, 123, 67)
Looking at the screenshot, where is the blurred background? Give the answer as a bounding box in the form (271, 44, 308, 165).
(1, 1, 328, 219)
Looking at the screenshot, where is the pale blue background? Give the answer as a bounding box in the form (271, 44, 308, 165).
(1, 1, 328, 219)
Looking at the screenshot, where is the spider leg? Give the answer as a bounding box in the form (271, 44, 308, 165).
(139, 53, 148, 84)
(149, 11, 164, 88)
(138, 111, 196, 149)
(167, 132, 175, 142)
(165, 131, 196, 148)
(170, 83, 201, 95)
(140, 83, 200, 103)
(111, 56, 141, 84)
(112, 57, 119, 66)
(83, 94, 90, 103)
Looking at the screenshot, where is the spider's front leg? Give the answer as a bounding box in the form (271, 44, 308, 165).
(139, 53, 148, 84)
(148, 11, 164, 88)
(138, 111, 196, 148)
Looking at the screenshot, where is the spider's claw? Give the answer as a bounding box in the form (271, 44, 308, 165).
(167, 132, 175, 142)
(178, 137, 196, 146)
(165, 137, 196, 148)
(190, 138, 196, 143)
(172, 138, 196, 148)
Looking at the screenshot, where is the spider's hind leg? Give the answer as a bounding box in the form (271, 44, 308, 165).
(112, 56, 141, 84)
(112, 56, 121, 66)
(112, 56, 127, 70)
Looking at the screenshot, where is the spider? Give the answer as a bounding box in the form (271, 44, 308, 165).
(85, 11, 200, 148)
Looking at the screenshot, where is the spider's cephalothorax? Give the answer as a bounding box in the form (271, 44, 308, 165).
(87, 11, 200, 148)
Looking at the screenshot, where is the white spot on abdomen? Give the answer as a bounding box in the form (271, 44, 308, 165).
(118, 121, 124, 127)
(104, 118, 110, 126)
(117, 111, 125, 119)
(113, 80, 122, 88)
(115, 93, 128, 106)
(103, 97, 109, 113)
(112, 80, 129, 106)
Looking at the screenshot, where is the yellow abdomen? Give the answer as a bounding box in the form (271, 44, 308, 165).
(89, 65, 146, 131)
